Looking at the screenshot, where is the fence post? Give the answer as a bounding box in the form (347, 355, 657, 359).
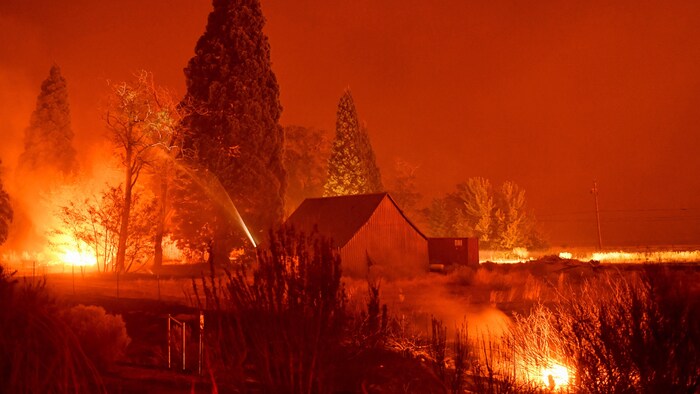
(198, 311, 204, 375)
(167, 314, 171, 369)
(182, 321, 186, 372)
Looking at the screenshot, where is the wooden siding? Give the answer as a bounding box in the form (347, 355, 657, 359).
(340, 196, 428, 278)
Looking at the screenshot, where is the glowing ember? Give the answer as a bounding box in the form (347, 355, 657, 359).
(540, 362, 570, 389)
(558, 252, 573, 259)
(61, 249, 97, 266)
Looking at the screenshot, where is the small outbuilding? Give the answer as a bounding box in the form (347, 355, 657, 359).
(427, 238, 479, 267)
(286, 193, 428, 278)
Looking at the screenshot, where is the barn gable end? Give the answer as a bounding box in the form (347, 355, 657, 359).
(286, 193, 429, 278)
(342, 195, 428, 278)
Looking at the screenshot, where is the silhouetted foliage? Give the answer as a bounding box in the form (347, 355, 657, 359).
(0, 159, 12, 245)
(62, 305, 131, 370)
(195, 226, 346, 393)
(423, 197, 456, 237)
(0, 265, 105, 393)
(325, 89, 383, 196)
(553, 267, 700, 393)
(169, 165, 251, 264)
(387, 158, 422, 220)
(57, 185, 157, 272)
(283, 125, 331, 212)
(182, 0, 286, 257)
(18, 64, 77, 176)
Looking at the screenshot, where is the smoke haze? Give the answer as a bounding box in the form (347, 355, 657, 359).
(2, 0, 700, 247)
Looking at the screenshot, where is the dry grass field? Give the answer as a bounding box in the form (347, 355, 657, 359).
(2, 252, 699, 393)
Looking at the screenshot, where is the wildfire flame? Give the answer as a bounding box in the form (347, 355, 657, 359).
(482, 248, 700, 264)
(539, 361, 570, 389)
(61, 248, 96, 267)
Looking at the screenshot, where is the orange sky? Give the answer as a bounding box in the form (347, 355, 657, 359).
(1, 0, 700, 247)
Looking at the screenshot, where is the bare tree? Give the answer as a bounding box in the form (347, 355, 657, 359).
(105, 71, 181, 272)
(56, 185, 157, 273)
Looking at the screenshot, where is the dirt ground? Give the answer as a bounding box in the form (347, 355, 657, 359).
(22, 259, 700, 393)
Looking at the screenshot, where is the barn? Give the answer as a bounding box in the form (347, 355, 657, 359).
(286, 193, 428, 278)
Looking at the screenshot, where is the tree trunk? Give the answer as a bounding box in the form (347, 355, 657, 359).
(116, 150, 133, 273)
(153, 175, 168, 269)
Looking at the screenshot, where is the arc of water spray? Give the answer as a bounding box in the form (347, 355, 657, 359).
(165, 155, 257, 248)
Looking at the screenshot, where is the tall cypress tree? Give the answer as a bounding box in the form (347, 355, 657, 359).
(18, 65, 77, 176)
(181, 0, 285, 257)
(324, 89, 383, 196)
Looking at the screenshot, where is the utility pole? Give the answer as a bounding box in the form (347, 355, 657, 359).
(591, 181, 603, 250)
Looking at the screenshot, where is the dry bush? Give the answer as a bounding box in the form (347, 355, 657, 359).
(345, 277, 389, 350)
(507, 304, 571, 391)
(195, 226, 346, 393)
(430, 317, 448, 381)
(0, 265, 105, 393)
(466, 332, 546, 394)
(61, 304, 131, 370)
(449, 265, 477, 286)
(553, 267, 700, 393)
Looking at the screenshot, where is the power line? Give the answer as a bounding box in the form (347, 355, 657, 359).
(538, 207, 697, 217)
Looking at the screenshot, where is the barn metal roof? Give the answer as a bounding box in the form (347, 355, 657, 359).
(286, 192, 426, 247)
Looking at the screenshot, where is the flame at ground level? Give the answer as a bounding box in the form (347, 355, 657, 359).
(61, 249, 97, 267)
(516, 358, 572, 390)
(481, 248, 700, 264)
(540, 362, 570, 390)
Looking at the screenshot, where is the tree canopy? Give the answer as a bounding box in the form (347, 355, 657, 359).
(283, 125, 330, 213)
(424, 178, 544, 250)
(18, 64, 77, 176)
(324, 89, 383, 196)
(0, 160, 12, 246)
(104, 71, 181, 272)
(180, 0, 286, 259)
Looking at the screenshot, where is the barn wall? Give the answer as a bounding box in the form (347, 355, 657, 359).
(341, 197, 428, 278)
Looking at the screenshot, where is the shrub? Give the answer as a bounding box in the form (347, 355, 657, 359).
(195, 226, 346, 393)
(553, 267, 700, 393)
(0, 265, 104, 393)
(62, 305, 131, 369)
(449, 265, 477, 287)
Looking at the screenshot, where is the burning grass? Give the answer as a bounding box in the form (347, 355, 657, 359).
(481, 247, 700, 264)
(2, 244, 698, 393)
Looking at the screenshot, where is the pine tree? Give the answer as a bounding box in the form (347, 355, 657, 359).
(18, 65, 77, 176)
(0, 159, 13, 245)
(181, 0, 286, 258)
(324, 90, 383, 196)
